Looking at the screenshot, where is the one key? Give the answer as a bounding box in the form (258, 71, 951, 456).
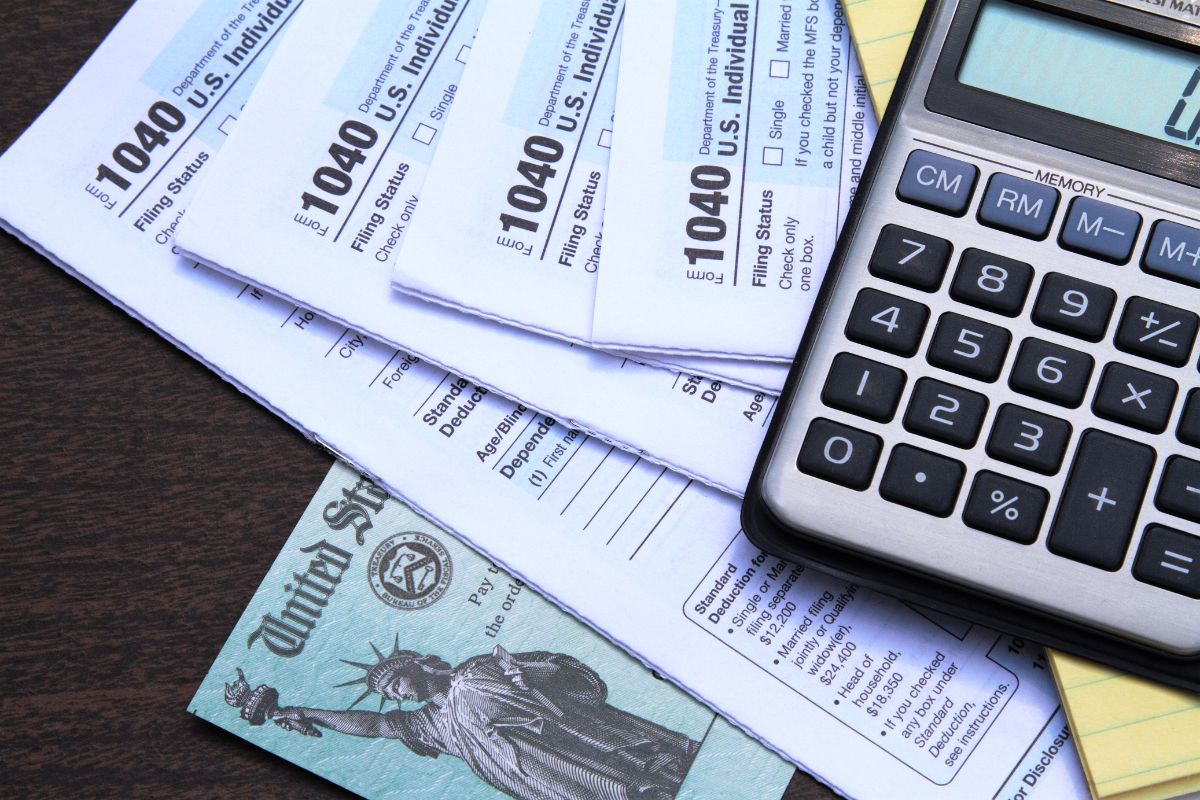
(797, 418, 883, 490)
(926, 312, 1011, 382)
(879, 444, 965, 517)
(1133, 524, 1200, 598)
(1060, 196, 1142, 264)
(868, 225, 953, 291)
(845, 288, 930, 357)
(1092, 363, 1177, 434)
(986, 403, 1072, 475)
(1047, 430, 1155, 570)
(963, 471, 1048, 544)
(821, 353, 907, 422)
(1031, 272, 1115, 342)
(950, 249, 1033, 317)
(1178, 389, 1200, 448)
(977, 173, 1059, 240)
(903, 378, 988, 448)
(1142, 220, 1200, 288)
(896, 150, 978, 216)
(1155, 456, 1200, 524)
(1114, 297, 1198, 367)
(1009, 338, 1095, 407)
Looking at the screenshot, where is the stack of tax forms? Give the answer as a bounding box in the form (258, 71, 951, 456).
(0, 0, 1096, 797)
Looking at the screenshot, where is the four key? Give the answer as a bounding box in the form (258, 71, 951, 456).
(844, 288, 930, 357)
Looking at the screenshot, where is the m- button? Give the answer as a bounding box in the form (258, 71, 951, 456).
(897, 150, 978, 216)
(978, 173, 1059, 239)
(1060, 196, 1142, 264)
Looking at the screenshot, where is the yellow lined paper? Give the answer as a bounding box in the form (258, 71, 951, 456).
(1051, 653, 1200, 800)
(844, 0, 924, 113)
(845, 4, 1200, 798)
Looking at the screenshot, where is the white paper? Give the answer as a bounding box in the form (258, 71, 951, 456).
(593, 0, 875, 360)
(0, 3, 1090, 798)
(172, 0, 774, 497)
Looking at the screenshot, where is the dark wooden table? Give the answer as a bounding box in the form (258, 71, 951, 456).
(0, 3, 833, 798)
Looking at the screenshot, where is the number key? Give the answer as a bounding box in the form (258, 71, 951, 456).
(797, 418, 883, 490)
(869, 225, 952, 291)
(1114, 297, 1198, 367)
(950, 249, 1033, 317)
(1031, 272, 1115, 342)
(927, 312, 1011, 382)
(845, 288, 930, 357)
(1009, 338, 1094, 407)
(821, 353, 907, 422)
(903, 377, 988, 448)
(986, 404, 1072, 475)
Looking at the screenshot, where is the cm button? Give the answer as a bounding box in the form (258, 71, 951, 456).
(897, 149, 978, 217)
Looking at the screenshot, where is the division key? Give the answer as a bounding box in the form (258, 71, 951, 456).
(1048, 430, 1156, 570)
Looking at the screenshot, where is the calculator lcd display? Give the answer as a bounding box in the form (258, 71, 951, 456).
(959, 0, 1200, 151)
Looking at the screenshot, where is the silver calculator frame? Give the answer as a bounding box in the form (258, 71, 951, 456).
(742, 0, 1200, 692)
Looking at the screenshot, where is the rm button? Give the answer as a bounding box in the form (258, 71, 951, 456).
(978, 173, 1059, 239)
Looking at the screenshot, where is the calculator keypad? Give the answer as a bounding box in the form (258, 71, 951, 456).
(778, 144, 1200, 651)
(950, 249, 1033, 317)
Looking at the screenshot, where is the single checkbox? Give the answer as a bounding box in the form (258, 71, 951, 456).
(218, 115, 238, 135)
(762, 146, 784, 166)
(456, 44, 471, 64)
(413, 123, 437, 145)
(597, 129, 613, 149)
(769, 59, 790, 78)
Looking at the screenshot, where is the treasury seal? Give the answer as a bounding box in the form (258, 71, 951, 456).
(368, 532, 453, 610)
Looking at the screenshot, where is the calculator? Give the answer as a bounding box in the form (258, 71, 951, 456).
(743, 0, 1200, 691)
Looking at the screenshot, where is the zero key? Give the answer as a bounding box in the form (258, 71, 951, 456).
(1047, 430, 1155, 570)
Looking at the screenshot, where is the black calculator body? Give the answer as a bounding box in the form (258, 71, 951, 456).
(744, 0, 1200, 691)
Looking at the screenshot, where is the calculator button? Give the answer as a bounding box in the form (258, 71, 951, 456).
(822, 353, 906, 423)
(1133, 524, 1200, 598)
(1143, 220, 1200, 288)
(844, 288, 929, 357)
(868, 225, 952, 291)
(950, 249, 1033, 317)
(977, 173, 1059, 240)
(797, 418, 882, 490)
(986, 403, 1072, 475)
(926, 313, 1011, 382)
(1114, 297, 1198, 367)
(1178, 389, 1200, 448)
(1047, 430, 1155, 570)
(903, 378, 988, 448)
(1092, 363, 1177, 434)
(1156, 456, 1200, 524)
(896, 150, 978, 216)
(1030, 272, 1115, 342)
(1059, 196, 1141, 264)
(879, 444, 965, 517)
(963, 471, 1048, 544)
(1009, 338, 1095, 408)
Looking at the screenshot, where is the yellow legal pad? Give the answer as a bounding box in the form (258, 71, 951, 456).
(843, 0, 923, 111)
(1050, 653, 1200, 800)
(845, 4, 1200, 799)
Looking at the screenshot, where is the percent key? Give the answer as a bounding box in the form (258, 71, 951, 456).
(963, 471, 1049, 544)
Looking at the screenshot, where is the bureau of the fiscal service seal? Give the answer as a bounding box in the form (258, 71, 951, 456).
(368, 532, 452, 610)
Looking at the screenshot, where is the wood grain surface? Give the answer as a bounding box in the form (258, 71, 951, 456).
(0, 2, 834, 798)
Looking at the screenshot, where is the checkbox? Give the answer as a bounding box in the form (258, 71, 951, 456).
(769, 59, 790, 78)
(413, 123, 437, 145)
(218, 115, 238, 135)
(597, 129, 613, 149)
(762, 146, 784, 166)
(456, 44, 471, 64)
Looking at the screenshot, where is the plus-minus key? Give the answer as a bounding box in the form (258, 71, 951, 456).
(1048, 430, 1156, 570)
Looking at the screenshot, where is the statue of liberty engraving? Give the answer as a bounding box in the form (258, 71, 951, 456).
(225, 638, 701, 800)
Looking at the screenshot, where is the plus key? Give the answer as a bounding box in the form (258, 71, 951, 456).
(1048, 430, 1155, 570)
